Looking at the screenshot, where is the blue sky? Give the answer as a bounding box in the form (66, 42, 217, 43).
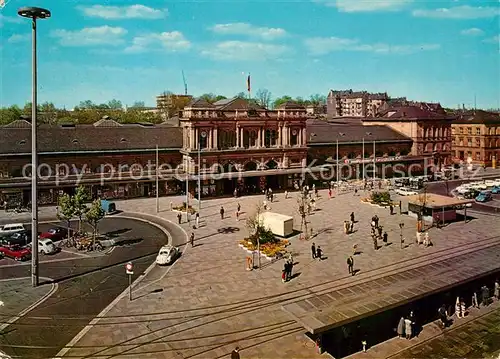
(0, 0, 499, 109)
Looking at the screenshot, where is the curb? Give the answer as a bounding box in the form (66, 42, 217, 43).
(0, 277, 58, 332)
(54, 212, 183, 359)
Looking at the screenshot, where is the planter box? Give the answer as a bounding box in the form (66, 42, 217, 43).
(257, 212, 294, 237)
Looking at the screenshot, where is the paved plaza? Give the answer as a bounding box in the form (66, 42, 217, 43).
(52, 187, 500, 359)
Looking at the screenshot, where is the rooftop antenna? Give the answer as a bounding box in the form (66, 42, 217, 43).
(182, 70, 188, 96)
(474, 93, 477, 112)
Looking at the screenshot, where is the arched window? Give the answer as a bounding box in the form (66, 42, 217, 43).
(266, 160, 278, 169)
(218, 129, 236, 149)
(291, 129, 299, 146)
(199, 130, 208, 149)
(264, 129, 277, 147)
(426, 143, 433, 152)
(244, 161, 258, 171)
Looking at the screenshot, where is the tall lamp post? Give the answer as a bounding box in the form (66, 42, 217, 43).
(399, 222, 404, 249)
(18, 6, 51, 288)
(198, 131, 206, 215)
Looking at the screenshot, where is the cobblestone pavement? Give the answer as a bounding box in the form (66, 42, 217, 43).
(59, 187, 500, 359)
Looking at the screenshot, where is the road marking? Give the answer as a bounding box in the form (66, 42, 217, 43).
(54, 214, 180, 359)
(0, 256, 87, 269)
(60, 249, 91, 258)
(0, 277, 58, 333)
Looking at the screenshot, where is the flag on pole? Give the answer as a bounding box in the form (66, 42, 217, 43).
(247, 73, 251, 93)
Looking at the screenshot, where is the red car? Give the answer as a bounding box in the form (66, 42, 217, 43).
(0, 244, 31, 261)
(40, 227, 68, 242)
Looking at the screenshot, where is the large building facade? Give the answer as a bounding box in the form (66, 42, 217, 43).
(363, 103, 454, 169)
(327, 89, 388, 118)
(451, 110, 500, 167)
(0, 98, 436, 206)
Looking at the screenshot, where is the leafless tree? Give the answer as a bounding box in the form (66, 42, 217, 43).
(256, 88, 272, 108)
(297, 191, 310, 240)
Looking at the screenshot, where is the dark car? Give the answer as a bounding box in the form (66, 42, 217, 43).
(0, 231, 32, 247)
(0, 244, 31, 261)
(464, 189, 480, 199)
(40, 227, 68, 242)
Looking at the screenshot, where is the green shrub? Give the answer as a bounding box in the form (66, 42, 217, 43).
(249, 225, 278, 246)
(370, 191, 391, 204)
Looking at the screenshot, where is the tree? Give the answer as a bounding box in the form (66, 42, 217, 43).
(272, 95, 293, 109)
(73, 186, 89, 233)
(85, 199, 105, 249)
(107, 99, 123, 110)
(130, 101, 145, 108)
(297, 191, 310, 240)
(245, 203, 276, 269)
(0, 105, 22, 125)
(310, 94, 326, 105)
(57, 193, 74, 241)
(199, 93, 227, 104)
(255, 88, 272, 108)
(235, 92, 247, 99)
(77, 100, 97, 110)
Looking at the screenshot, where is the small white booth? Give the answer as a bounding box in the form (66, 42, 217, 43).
(258, 212, 294, 237)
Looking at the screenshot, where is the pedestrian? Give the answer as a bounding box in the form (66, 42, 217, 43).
(316, 246, 322, 260)
(220, 206, 225, 219)
(383, 231, 388, 245)
(472, 291, 479, 308)
(494, 280, 500, 300)
(237, 202, 241, 213)
(460, 298, 466, 317)
(270, 193, 274, 202)
(231, 346, 240, 359)
(315, 188, 319, 198)
(284, 190, 288, 199)
(352, 244, 358, 255)
(311, 242, 316, 259)
(378, 226, 383, 238)
(233, 188, 238, 198)
(349, 220, 354, 233)
(281, 267, 286, 283)
(347, 256, 354, 275)
(195, 212, 200, 228)
(409, 311, 416, 336)
(373, 236, 378, 250)
(354, 188, 358, 196)
(404, 316, 413, 339)
(350, 212, 355, 223)
(177, 212, 182, 224)
(287, 260, 293, 280)
(399, 200, 402, 214)
(390, 204, 394, 215)
(482, 285, 490, 306)
(438, 304, 448, 328)
(190, 232, 195, 247)
(397, 317, 405, 338)
(236, 210, 240, 221)
(455, 297, 462, 318)
(263, 200, 268, 210)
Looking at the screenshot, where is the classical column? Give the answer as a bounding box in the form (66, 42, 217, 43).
(189, 127, 194, 149)
(194, 128, 198, 150)
(208, 129, 212, 149)
(240, 128, 244, 148)
(257, 127, 261, 148)
(302, 127, 307, 146)
(278, 125, 282, 147)
(213, 127, 218, 150)
(236, 125, 240, 148)
(287, 126, 291, 147)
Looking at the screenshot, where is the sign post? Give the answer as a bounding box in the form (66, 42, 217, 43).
(125, 262, 134, 301)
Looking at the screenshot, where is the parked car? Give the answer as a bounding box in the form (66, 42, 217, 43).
(475, 191, 492, 203)
(0, 231, 32, 247)
(464, 189, 480, 199)
(485, 180, 497, 188)
(40, 227, 68, 242)
(0, 223, 25, 235)
(0, 244, 31, 261)
(395, 187, 418, 196)
(155, 245, 179, 266)
(494, 178, 500, 186)
(25, 238, 57, 255)
(491, 186, 500, 194)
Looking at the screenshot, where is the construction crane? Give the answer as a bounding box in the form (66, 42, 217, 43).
(182, 70, 188, 95)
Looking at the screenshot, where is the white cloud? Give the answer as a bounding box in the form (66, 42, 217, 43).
(314, 0, 412, 12)
(460, 28, 484, 36)
(124, 31, 191, 53)
(79, 5, 166, 19)
(201, 41, 291, 61)
(304, 36, 440, 55)
(7, 34, 30, 43)
(0, 14, 23, 27)
(482, 35, 499, 44)
(412, 6, 499, 19)
(51, 26, 127, 46)
(210, 23, 287, 40)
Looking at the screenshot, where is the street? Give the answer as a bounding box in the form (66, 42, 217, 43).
(0, 214, 185, 359)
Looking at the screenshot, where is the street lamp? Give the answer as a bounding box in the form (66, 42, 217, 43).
(399, 222, 404, 249)
(198, 131, 207, 215)
(18, 6, 51, 288)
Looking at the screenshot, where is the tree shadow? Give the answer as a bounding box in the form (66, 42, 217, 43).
(217, 227, 240, 234)
(104, 228, 132, 237)
(114, 238, 144, 246)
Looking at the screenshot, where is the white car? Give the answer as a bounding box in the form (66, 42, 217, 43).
(0, 223, 25, 235)
(494, 178, 500, 186)
(38, 238, 57, 255)
(155, 245, 179, 266)
(395, 187, 418, 196)
(484, 180, 496, 188)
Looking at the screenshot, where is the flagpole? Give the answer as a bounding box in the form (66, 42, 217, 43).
(373, 140, 376, 180)
(247, 72, 251, 100)
(362, 138, 365, 181)
(336, 139, 339, 185)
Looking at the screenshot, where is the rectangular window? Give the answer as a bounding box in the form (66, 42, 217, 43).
(476, 152, 481, 160)
(468, 138, 472, 147)
(459, 138, 464, 146)
(476, 139, 481, 147)
(467, 127, 472, 135)
(476, 128, 481, 135)
(459, 127, 464, 134)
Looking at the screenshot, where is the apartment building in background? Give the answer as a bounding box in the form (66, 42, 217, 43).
(451, 110, 500, 167)
(326, 89, 389, 118)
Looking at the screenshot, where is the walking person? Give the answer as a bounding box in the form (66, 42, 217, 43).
(383, 231, 388, 245)
(284, 190, 288, 199)
(377, 225, 383, 238)
(482, 285, 490, 306)
(344, 221, 349, 234)
(354, 188, 358, 196)
(190, 232, 195, 247)
(350, 212, 355, 223)
(472, 291, 479, 308)
(438, 304, 448, 328)
(455, 297, 462, 318)
(236, 210, 240, 221)
(347, 256, 354, 275)
(231, 346, 240, 359)
(311, 242, 316, 259)
(237, 202, 241, 213)
(349, 220, 354, 233)
(177, 212, 182, 224)
(328, 188, 332, 199)
(494, 280, 500, 300)
(220, 206, 225, 220)
(195, 212, 200, 228)
(404, 316, 413, 339)
(316, 246, 322, 260)
(390, 204, 394, 215)
(397, 317, 405, 338)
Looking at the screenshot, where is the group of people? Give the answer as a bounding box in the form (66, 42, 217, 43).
(397, 311, 416, 340)
(370, 215, 388, 249)
(344, 212, 356, 234)
(311, 242, 323, 260)
(282, 254, 295, 282)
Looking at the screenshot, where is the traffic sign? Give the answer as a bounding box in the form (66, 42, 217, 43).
(125, 262, 133, 275)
